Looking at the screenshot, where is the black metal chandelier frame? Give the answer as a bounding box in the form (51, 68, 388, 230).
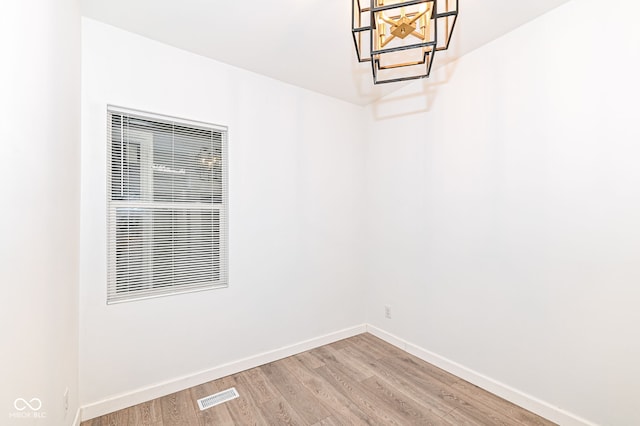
(352, 0, 459, 84)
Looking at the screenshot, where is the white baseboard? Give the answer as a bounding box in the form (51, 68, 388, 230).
(71, 407, 81, 426)
(80, 324, 366, 422)
(80, 323, 598, 426)
(365, 325, 598, 426)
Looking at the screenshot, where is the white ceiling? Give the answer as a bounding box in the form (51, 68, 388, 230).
(81, 0, 571, 106)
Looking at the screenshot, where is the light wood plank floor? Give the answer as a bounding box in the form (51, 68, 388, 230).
(81, 333, 556, 425)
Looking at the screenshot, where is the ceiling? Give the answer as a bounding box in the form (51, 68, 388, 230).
(81, 0, 571, 106)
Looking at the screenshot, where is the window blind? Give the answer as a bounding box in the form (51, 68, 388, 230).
(107, 107, 228, 303)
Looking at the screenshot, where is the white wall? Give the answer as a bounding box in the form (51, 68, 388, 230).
(0, 1, 80, 425)
(365, 1, 640, 425)
(80, 18, 366, 408)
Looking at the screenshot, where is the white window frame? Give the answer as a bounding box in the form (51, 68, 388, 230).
(106, 106, 228, 304)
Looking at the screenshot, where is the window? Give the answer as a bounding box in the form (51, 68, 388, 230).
(107, 107, 228, 303)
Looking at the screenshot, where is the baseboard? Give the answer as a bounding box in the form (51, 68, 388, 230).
(365, 325, 597, 426)
(80, 323, 597, 425)
(71, 407, 81, 426)
(80, 324, 366, 421)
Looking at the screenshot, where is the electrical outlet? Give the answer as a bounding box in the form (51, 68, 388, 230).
(384, 305, 392, 319)
(63, 388, 69, 416)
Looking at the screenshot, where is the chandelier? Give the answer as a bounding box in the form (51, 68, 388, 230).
(352, 0, 458, 84)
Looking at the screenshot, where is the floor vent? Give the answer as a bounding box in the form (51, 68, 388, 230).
(197, 387, 239, 411)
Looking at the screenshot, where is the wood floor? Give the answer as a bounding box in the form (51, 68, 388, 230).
(81, 333, 556, 425)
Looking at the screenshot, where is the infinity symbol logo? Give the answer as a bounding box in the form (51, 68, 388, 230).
(14, 398, 42, 411)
